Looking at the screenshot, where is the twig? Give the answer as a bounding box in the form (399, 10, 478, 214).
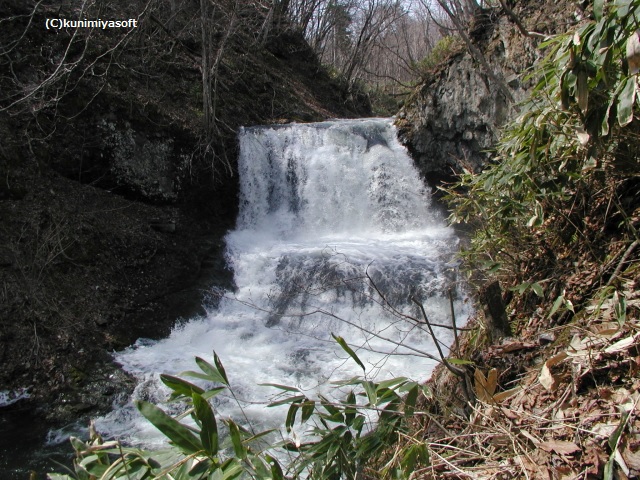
(606, 239, 638, 287)
(117, 441, 133, 480)
(411, 296, 464, 376)
(496, 0, 545, 39)
(365, 267, 472, 331)
(449, 288, 460, 357)
(411, 296, 474, 408)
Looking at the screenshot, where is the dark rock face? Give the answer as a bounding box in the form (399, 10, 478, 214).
(397, 3, 581, 181)
(0, 0, 370, 442)
(397, 20, 536, 180)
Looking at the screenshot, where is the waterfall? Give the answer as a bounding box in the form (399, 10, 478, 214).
(96, 118, 469, 446)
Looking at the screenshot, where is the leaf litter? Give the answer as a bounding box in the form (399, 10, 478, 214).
(367, 276, 640, 479)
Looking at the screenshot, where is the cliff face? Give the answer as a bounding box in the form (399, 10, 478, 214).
(0, 0, 369, 431)
(396, 1, 580, 181)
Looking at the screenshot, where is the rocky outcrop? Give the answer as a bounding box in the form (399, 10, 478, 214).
(397, 1, 582, 181)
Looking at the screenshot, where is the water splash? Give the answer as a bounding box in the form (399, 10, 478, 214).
(97, 118, 469, 446)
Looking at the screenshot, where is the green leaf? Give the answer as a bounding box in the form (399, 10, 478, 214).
(69, 436, 87, 453)
(319, 396, 341, 416)
(330, 376, 364, 387)
(218, 458, 244, 480)
(195, 356, 228, 384)
(548, 295, 565, 318)
(448, 358, 475, 366)
(259, 383, 301, 393)
(526, 214, 539, 227)
(213, 352, 229, 385)
(594, 0, 604, 20)
(375, 377, 409, 390)
(565, 298, 575, 313)
(244, 429, 277, 446)
(617, 76, 637, 126)
(301, 400, 315, 423)
(344, 391, 357, 426)
(604, 459, 614, 480)
(404, 384, 419, 418)
(609, 411, 629, 451)
(226, 420, 247, 460)
(615, 0, 633, 16)
(160, 374, 204, 399)
(136, 401, 203, 454)
(401, 443, 430, 475)
(614, 291, 627, 326)
(285, 402, 300, 432)
(187, 458, 212, 477)
(352, 415, 365, 433)
(202, 387, 226, 400)
(531, 282, 544, 297)
(192, 392, 218, 455)
(181, 370, 217, 381)
(266, 455, 285, 480)
(510, 282, 531, 294)
(332, 333, 366, 372)
(363, 381, 377, 405)
(267, 394, 306, 407)
(577, 69, 589, 113)
(601, 83, 622, 136)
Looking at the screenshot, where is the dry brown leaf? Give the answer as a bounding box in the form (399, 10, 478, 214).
(568, 333, 609, 356)
(547, 351, 569, 367)
(557, 466, 579, 479)
(576, 128, 590, 145)
(590, 321, 621, 337)
(474, 368, 489, 402)
(583, 442, 608, 477)
(599, 387, 614, 400)
(622, 442, 640, 471)
(493, 386, 521, 403)
(486, 368, 498, 397)
(615, 448, 631, 477)
(519, 428, 541, 446)
(474, 368, 499, 402)
(539, 351, 568, 391)
(592, 422, 618, 439)
(539, 364, 560, 392)
(520, 455, 551, 480)
(612, 388, 632, 405)
(605, 334, 639, 354)
(538, 439, 581, 455)
(497, 341, 537, 353)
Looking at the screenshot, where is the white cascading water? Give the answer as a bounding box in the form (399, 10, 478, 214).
(96, 118, 469, 447)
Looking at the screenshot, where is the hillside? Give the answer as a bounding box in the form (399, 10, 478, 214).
(391, 1, 640, 477)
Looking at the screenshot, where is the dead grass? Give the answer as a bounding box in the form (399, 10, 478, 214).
(367, 266, 640, 479)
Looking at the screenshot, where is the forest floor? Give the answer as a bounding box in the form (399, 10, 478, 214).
(398, 282, 640, 478)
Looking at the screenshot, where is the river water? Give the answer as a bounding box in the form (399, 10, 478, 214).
(96, 117, 469, 448)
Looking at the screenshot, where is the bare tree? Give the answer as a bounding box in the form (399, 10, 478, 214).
(200, 0, 239, 176)
(362, 3, 444, 89)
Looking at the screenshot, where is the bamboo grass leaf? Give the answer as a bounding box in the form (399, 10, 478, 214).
(136, 401, 203, 455)
(617, 76, 637, 126)
(332, 333, 366, 372)
(192, 392, 218, 455)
